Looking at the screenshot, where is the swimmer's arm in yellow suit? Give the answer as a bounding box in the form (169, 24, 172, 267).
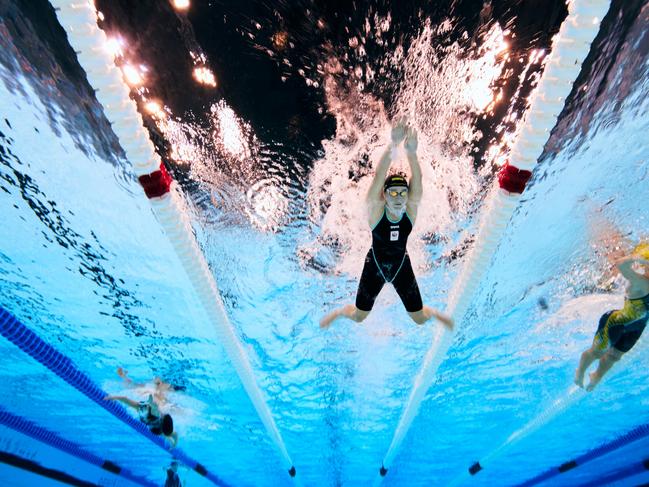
(615, 255, 649, 278)
(614, 255, 649, 295)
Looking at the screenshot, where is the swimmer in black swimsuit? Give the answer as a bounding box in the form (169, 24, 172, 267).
(104, 393, 178, 446)
(164, 461, 182, 487)
(575, 243, 649, 391)
(320, 123, 453, 330)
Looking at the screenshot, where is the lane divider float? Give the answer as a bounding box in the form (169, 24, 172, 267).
(577, 456, 649, 487)
(47, 0, 296, 477)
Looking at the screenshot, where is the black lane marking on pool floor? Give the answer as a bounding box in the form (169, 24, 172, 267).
(0, 450, 99, 487)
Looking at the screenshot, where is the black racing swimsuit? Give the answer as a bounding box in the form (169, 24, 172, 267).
(355, 210, 423, 312)
(138, 401, 163, 435)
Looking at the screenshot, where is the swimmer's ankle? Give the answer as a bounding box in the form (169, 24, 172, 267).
(586, 370, 601, 391)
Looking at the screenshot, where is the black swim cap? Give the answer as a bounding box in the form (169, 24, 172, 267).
(384, 174, 409, 190)
(161, 414, 174, 437)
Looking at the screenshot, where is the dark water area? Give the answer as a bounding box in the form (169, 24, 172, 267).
(2, 0, 646, 176)
(0, 1, 567, 168)
(91, 0, 569, 162)
(1, 0, 644, 185)
(546, 0, 648, 158)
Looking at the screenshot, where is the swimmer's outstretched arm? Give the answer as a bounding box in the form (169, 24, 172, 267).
(615, 255, 649, 280)
(366, 148, 392, 203)
(104, 395, 139, 410)
(366, 124, 406, 205)
(116, 367, 146, 388)
(404, 127, 422, 221)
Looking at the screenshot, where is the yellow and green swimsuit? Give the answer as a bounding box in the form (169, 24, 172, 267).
(594, 293, 649, 353)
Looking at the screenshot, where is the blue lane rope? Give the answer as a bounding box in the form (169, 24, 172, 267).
(447, 385, 586, 487)
(0, 406, 155, 486)
(516, 422, 649, 486)
(577, 457, 649, 487)
(0, 306, 230, 487)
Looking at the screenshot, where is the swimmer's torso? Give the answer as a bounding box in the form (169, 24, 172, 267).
(608, 293, 649, 331)
(594, 292, 649, 353)
(138, 401, 160, 426)
(371, 210, 412, 260)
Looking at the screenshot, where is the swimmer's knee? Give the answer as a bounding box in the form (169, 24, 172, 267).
(606, 348, 623, 361)
(588, 338, 606, 356)
(589, 345, 605, 358)
(408, 310, 427, 325)
(351, 308, 370, 323)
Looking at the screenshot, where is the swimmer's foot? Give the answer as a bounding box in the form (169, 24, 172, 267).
(586, 371, 601, 392)
(320, 304, 357, 329)
(319, 311, 337, 329)
(438, 314, 454, 331)
(117, 367, 128, 378)
(431, 309, 454, 331)
(574, 367, 585, 388)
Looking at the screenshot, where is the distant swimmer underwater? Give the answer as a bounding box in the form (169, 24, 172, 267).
(105, 368, 179, 446)
(320, 122, 453, 330)
(575, 242, 649, 391)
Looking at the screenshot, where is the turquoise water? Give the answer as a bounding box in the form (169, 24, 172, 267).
(1, 1, 649, 486)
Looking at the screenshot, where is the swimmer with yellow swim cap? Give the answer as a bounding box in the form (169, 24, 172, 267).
(575, 242, 649, 391)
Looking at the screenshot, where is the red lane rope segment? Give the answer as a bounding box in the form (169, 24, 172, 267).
(498, 163, 533, 194)
(138, 163, 172, 198)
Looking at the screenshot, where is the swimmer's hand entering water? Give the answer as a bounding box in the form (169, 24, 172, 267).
(404, 126, 418, 153)
(391, 121, 407, 146)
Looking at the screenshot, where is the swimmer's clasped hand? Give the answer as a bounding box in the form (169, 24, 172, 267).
(391, 122, 407, 146)
(404, 127, 418, 153)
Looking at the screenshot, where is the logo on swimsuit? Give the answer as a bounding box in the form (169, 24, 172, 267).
(390, 230, 399, 241)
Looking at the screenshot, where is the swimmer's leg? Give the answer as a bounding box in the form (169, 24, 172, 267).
(587, 348, 622, 391)
(391, 257, 454, 330)
(407, 307, 454, 330)
(167, 431, 179, 448)
(320, 304, 370, 329)
(576, 311, 612, 388)
(575, 344, 604, 388)
(321, 252, 381, 329)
